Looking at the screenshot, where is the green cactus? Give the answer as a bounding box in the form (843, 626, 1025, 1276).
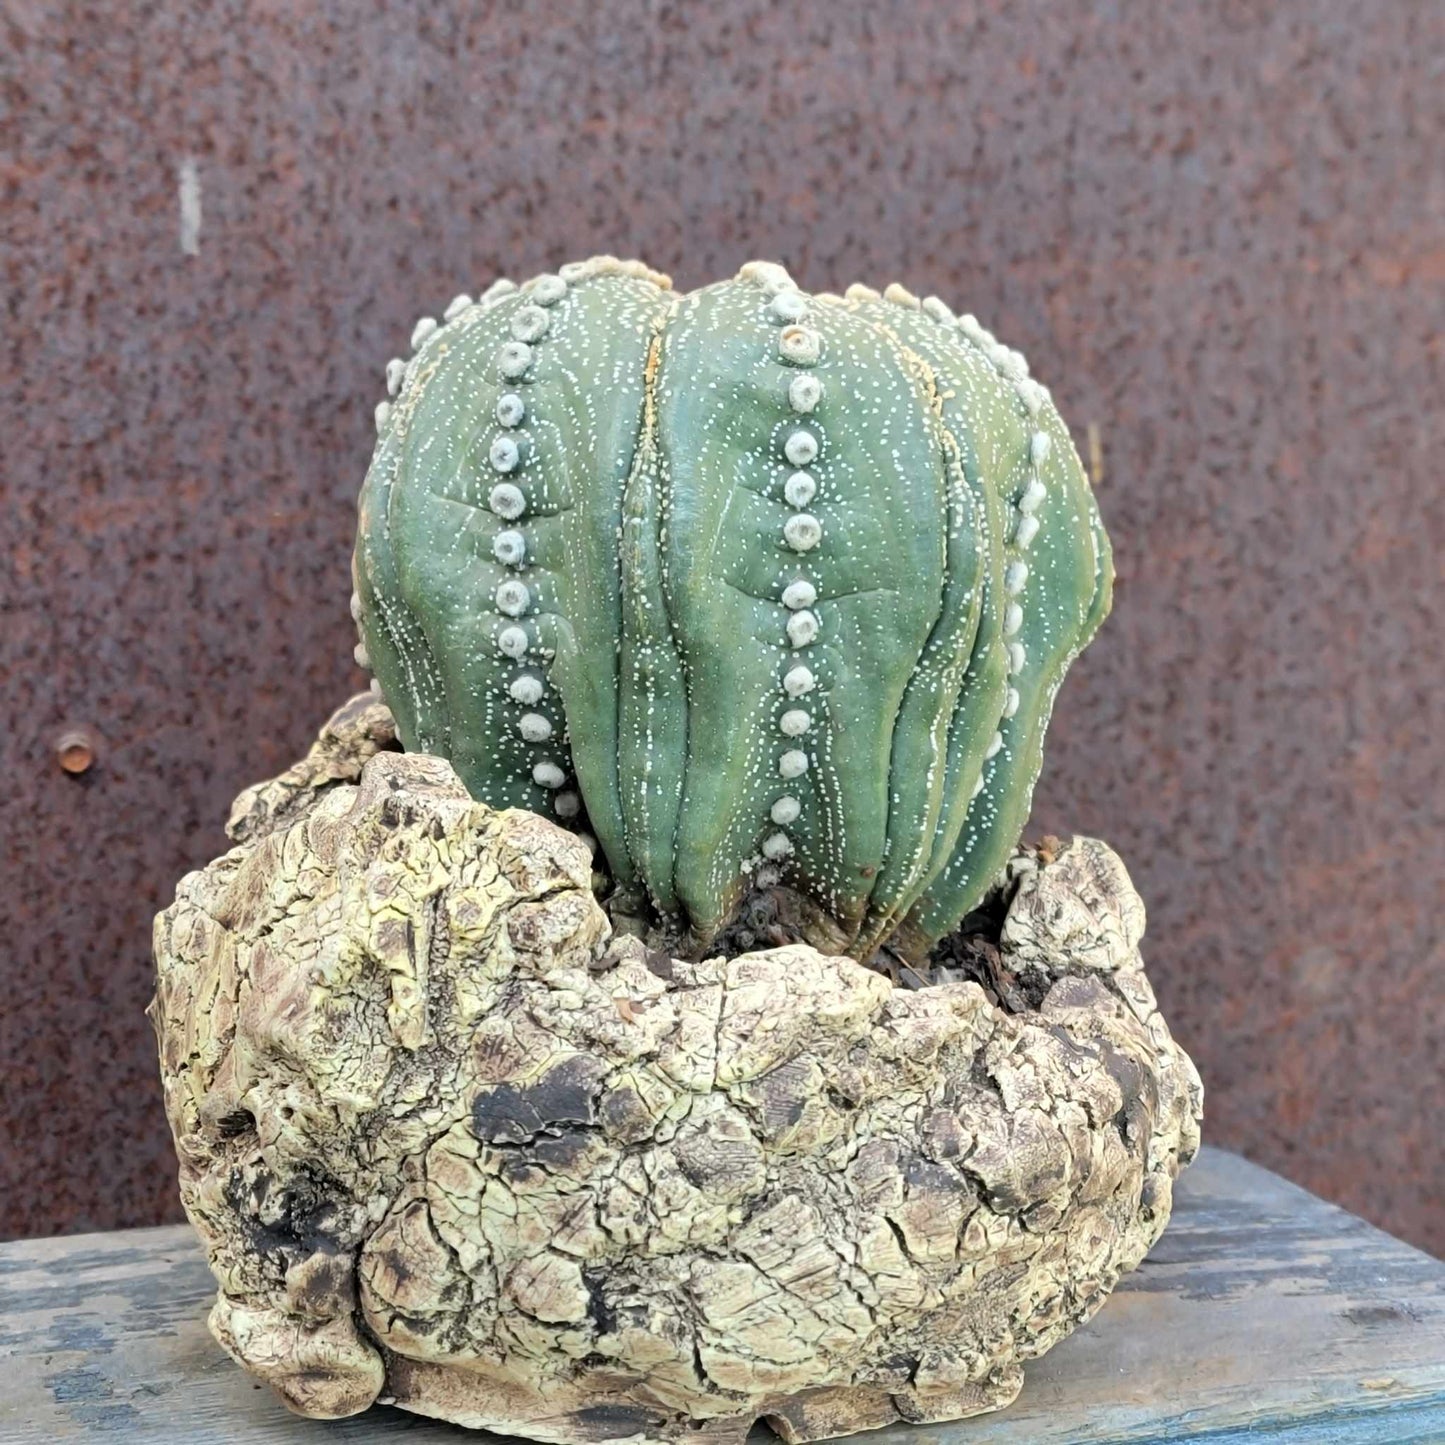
(352, 257, 1112, 962)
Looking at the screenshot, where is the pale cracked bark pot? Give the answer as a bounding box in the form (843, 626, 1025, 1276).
(151, 695, 1202, 1443)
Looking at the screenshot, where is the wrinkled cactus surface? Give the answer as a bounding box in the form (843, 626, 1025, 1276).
(354, 258, 1111, 959)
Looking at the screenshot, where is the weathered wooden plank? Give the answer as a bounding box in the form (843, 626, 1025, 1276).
(1, 1148, 1443, 1442)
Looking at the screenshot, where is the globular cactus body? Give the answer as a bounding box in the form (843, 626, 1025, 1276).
(354, 259, 1111, 960)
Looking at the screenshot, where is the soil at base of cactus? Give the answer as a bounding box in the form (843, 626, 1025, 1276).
(231, 688, 1060, 985)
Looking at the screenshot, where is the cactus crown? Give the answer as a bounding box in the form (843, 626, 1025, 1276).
(353, 257, 1112, 962)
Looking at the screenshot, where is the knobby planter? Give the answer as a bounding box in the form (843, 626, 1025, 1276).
(152, 260, 1201, 1441)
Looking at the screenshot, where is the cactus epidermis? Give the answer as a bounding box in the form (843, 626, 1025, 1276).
(353, 258, 1112, 961)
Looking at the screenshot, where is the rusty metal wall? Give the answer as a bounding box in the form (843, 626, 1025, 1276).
(2, 1, 1441, 1251)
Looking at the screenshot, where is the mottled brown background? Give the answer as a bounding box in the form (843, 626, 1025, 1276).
(2, 0, 1442, 1252)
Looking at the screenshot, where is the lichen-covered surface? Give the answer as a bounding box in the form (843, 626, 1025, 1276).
(353, 258, 1111, 963)
(152, 737, 1200, 1441)
(225, 693, 399, 847)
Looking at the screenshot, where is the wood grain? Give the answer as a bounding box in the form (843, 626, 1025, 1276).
(1, 1148, 1442, 1443)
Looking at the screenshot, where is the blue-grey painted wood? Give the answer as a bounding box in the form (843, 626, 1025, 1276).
(1, 1148, 1443, 1442)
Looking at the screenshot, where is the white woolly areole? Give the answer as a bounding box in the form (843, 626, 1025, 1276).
(779, 325, 821, 365)
(784, 514, 822, 553)
(489, 483, 526, 520)
(489, 435, 521, 473)
(495, 580, 531, 617)
(786, 611, 819, 648)
(788, 374, 822, 413)
(999, 348, 1030, 383)
(783, 665, 815, 696)
(510, 305, 550, 343)
(738, 260, 794, 292)
(510, 674, 545, 705)
(532, 760, 565, 789)
(770, 290, 808, 323)
(770, 795, 801, 825)
(497, 341, 533, 379)
(784, 471, 817, 508)
(784, 430, 819, 466)
(493, 530, 526, 567)
(782, 579, 817, 610)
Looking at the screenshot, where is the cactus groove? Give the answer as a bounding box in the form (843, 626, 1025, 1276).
(353, 257, 1112, 961)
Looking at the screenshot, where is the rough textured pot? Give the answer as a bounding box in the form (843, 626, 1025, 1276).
(151, 696, 1202, 1442)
